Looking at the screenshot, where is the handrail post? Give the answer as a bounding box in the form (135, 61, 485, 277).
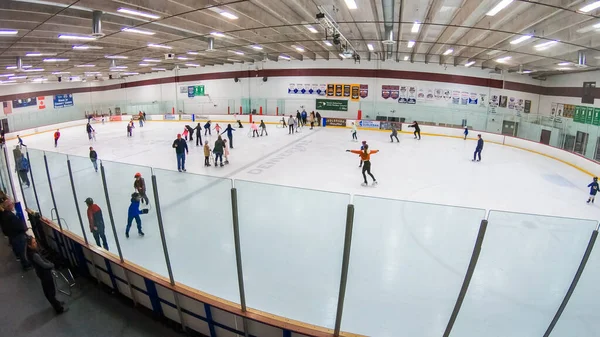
(230, 187, 249, 337)
(66, 158, 88, 245)
(333, 204, 355, 336)
(43, 153, 62, 231)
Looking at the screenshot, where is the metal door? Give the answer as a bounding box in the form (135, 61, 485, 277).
(501, 121, 516, 136)
(574, 131, 589, 155)
(540, 129, 551, 145)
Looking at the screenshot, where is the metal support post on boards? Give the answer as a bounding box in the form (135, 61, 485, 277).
(43, 153, 62, 231)
(231, 188, 249, 337)
(66, 158, 88, 245)
(333, 204, 355, 337)
(25, 150, 42, 215)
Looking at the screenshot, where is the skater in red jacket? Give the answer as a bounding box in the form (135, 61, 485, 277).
(53, 129, 60, 147)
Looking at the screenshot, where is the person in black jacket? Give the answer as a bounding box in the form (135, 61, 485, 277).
(185, 125, 195, 141)
(86, 122, 95, 140)
(316, 111, 322, 126)
(193, 123, 203, 146)
(473, 134, 484, 162)
(89, 147, 98, 172)
(172, 134, 189, 172)
(408, 121, 421, 140)
(0, 195, 31, 270)
(204, 120, 212, 136)
(221, 124, 235, 149)
(26, 236, 67, 314)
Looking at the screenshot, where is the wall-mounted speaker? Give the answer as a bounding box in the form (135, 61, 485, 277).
(263, 77, 268, 82)
(234, 77, 239, 82)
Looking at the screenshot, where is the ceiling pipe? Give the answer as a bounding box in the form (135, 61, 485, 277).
(207, 37, 214, 51)
(578, 51, 586, 66)
(92, 10, 104, 37)
(381, 0, 395, 58)
(16, 56, 22, 71)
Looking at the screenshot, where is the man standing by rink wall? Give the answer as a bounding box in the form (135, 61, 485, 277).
(172, 134, 189, 172)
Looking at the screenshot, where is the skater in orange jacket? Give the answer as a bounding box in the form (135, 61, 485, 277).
(347, 145, 379, 186)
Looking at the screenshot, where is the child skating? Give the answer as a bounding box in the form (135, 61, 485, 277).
(251, 121, 259, 137)
(204, 120, 212, 136)
(587, 177, 599, 203)
(464, 126, 469, 140)
(351, 122, 358, 141)
(223, 139, 230, 164)
(203, 141, 211, 167)
(346, 144, 379, 186)
(126, 192, 149, 238)
(260, 120, 268, 136)
(53, 129, 60, 147)
(214, 123, 222, 135)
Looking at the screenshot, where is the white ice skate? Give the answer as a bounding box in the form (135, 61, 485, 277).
(372, 181, 378, 186)
(361, 182, 368, 186)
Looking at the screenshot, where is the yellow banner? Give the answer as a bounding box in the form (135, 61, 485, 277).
(350, 84, 360, 101)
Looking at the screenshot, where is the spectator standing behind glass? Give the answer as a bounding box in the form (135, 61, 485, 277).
(89, 147, 98, 172)
(85, 198, 108, 250)
(0, 195, 31, 270)
(26, 236, 68, 314)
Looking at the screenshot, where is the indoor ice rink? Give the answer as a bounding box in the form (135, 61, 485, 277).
(3, 0, 600, 337)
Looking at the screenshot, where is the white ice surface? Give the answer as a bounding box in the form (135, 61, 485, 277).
(9, 120, 600, 334)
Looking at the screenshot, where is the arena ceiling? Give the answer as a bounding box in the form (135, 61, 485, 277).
(0, 0, 599, 83)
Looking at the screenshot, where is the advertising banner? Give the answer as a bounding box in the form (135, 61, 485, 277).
(399, 86, 408, 103)
(452, 91, 460, 105)
(335, 84, 343, 97)
(327, 84, 335, 96)
(499, 96, 508, 108)
(360, 84, 369, 98)
(563, 104, 574, 118)
(343, 84, 351, 97)
(594, 108, 600, 126)
(351, 84, 360, 102)
(164, 114, 179, 120)
(407, 86, 416, 104)
(37, 96, 46, 110)
(2, 101, 12, 114)
(551, 102, 558, 116)
(187, 85, 205, 97)
(381, 85, 399, 100)
(181, 115, 193, 121)
(53, 94, 74, 108)
(468, 93, 478, 105)
(479, 94, 487, 107)
(524, 100, 531, 113)
(358, 120, 381, 129)
(461, 92, 469, 105)
(13, 97, 37, 109)
(508, 97, 516, 109)
(587, 106, 594, 124)
(379, 121, 402, 131)
(324, 117, 347, 127)
(316, 99, 348, 111)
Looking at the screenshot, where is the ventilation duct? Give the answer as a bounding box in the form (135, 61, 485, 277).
(207, 37, 214, 51)
(578, 51, 587, 67)
(92, 11, 104, 37)
(16, 56, 22, 71)
(381, 0, 395, 58)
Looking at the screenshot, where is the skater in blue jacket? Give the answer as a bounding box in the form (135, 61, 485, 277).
(126, 192, 148, 238)
(472, 134, 483, 162)
(463, 126, 469, 140)
(587, 177, 599, 203)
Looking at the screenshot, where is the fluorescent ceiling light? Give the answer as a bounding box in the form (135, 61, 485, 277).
(220, 11, 238, 20)
(187, 51, 200, 55)
(443, 49, 453, 55)
(121, 28, 155, 35)
(210, 32, 225, 37)
(0, 80, 16, 84)
(139, 63, 151, 66)
(0, 30, 18, 35)
(521, 70, 533, 74)
(6, 65, 31, 70)
(404, 56, 409, 61)
(306, 25, 318, 33)
(9, 76, 27, 79)
(73, 45, 89, 50)
(58, 34, 95, 41)
(185, 63, 200, 67)
(177, 56, 191, 60)
(279, 54, 291, 60)
(496, 56, 512, 62)
(323, 41, 332, 47)
(230, 50, 244, 55)
(117, 8, 161, 20)
(534, 40, 557, 50)
(412, 22, 420, 33)
(407, 40, 415, 48)
(147, 43, 172, 49)
(43, 58, 68, 62)
(31, 78, 47, 82)
(487, 50, 502, 55)
(52, 72, 69, 75)
(251, 45, 263, 50)
(23, 68, 44, 72)
(580, 1, 600, 12)
(105, 55, 128, 59)
(0, 73, 14, 77)
(295, 46, 305, 52)
(465, 60, 476, 67)
(122, 72, 139, 75)
(557, 67, 572, 70)
(486, 0, 514, 16)
(344, 0, 357, 10)
(510, 35, 532, 44)
(110, 66, 127, 69)
(151, 68, 166, 71)
(367, 43, 374, 51)
(339, 53, 352, 59)
(76, 64, 95, 67)
(557, 62, 570, 66)
(26, 52, 57, 56)
(143, 58, 161, 62)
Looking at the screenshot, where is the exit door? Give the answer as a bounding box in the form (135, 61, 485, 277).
(540, 129, 551, 145)
(574, 131, 589, 155)
(502, 121, 519, 136)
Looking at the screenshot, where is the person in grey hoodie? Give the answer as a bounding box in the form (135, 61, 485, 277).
(390, 124, 399, 142)
(213, 135, 225, 167)
(288, 115, 295, 135)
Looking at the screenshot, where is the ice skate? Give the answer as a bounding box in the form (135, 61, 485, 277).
(125, 232, 129, 238)
(372, 181, 378, 186)
(225, 160, 229, 165)
(220, 163, 224, 167)
(178, 169, 182, 172)
(587, 199, 591, 204)
(361, 182, 368, 186)
(138, 231, 145, 236)
(183, 168, 186, 172)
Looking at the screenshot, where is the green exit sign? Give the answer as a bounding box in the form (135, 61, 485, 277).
(316, 99, 348, 111)
(195, 85, 204, 96)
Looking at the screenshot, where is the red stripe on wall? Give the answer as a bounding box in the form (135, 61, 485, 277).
(0, 68, 584, 102)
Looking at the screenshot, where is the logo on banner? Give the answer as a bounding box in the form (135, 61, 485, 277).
(37, 96, 46, 110)
(358, 120, 380, 129)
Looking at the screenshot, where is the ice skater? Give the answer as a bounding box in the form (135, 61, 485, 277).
(15, 151, 30, 187)
(296, 111, 302, 126)
(223, 139, 230, 164)
(408, 121, 420, 140)
(221, 124, 235, 148)
(390, 124, 399, 142)
(288, 115, 295, 135)
(138, 111, 144, 127)
(203, 141, 211, 167)
(182, 127, 189, 141)
(89, 147, 98, 172)
(204, 120, 212, 136)
(172, 133, 189, 172)
(237, 120, 243, 128)
(213, 135, 225, 167)
(194, 123, 203, 146)
(86, 122, 95, 141)
(358, 141, 367, 167)
(316, 111, 322, 126)
(351, 122, 358, 141)
(251, 121, 259, 137)
(347, 145, 379, 186)
(17, 135, 26, 147)
(260, 120, 268, 136)
(309, 112, 315, 130)
(185, 125, 195, 141)
(473, 134, 484, 162)
(125, 192, 149, 238)
(126, 123, 132, 137)
(301, 109, 307, 126)
(214, 123, 222, 135)
(85, 197, 108, 250)
(587, 177, 599, 203)
(464, 126, 469, 140)
(134, 173, 150, 205)
(53, 129, 60, 147)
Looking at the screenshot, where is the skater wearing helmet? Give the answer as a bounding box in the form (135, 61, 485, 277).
(346, 144, 379, 186)
(85, 197, 108, 250)
(134, 173, 149, 205)
(587, 177, 599, 203)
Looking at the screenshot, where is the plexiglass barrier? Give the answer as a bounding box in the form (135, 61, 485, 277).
(6, 148, 600, 337)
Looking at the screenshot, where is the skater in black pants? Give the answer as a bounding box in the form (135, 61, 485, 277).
(587, 177, 599, 203)
(296, 111, 302, 126)
(316, 111, 322, 126)
(347, 145, 379, 186)
(204, 120, 212, 136)
(260, 120, 268, 136)
(288, 115, 295, 134)
(213, 135, 225, 167)
(194, 123, 203, 146)
(1, 195, 31, 270)
(473, 134, 483, 161)
(185, 125, 195, 141)
(221, 124, 236, 148)
(390, 124, 399, 142)
(408, 121, 420, 139)
(27, 237, 68, 314)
